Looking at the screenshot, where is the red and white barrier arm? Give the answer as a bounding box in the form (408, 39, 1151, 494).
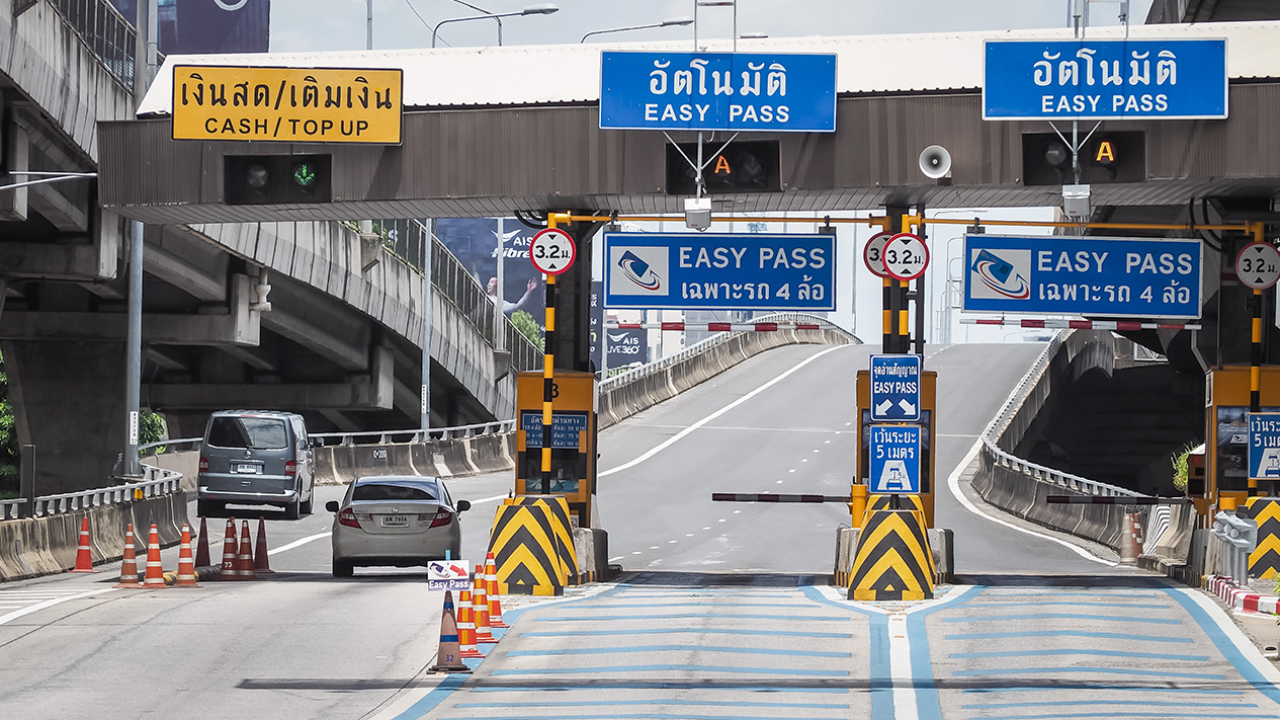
(711, 493, 851, 503)
(961, 318, 1201, 331)
(608, 322, 822, 332)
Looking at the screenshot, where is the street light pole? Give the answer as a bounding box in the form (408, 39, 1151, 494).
(580, 17, 693, 43)
(432, 4, 558, 48)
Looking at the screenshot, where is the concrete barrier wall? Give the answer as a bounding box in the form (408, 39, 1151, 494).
(150, 451, 201, 493)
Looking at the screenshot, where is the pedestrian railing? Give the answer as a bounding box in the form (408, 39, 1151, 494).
(311, 419, 517, 447)
(0, 464, 183, 521)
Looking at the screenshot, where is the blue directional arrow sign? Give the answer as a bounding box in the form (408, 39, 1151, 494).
(1248, 413, 1280, 481)
(869, 425, 922, 495)
(870, 354, 922, 422)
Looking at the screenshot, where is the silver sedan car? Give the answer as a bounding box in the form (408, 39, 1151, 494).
(326, 475, 471, 577)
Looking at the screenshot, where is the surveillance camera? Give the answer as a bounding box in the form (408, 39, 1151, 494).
(684, 197, 712, 232)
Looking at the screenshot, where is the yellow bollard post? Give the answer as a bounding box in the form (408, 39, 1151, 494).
(851, 484, 868, 529)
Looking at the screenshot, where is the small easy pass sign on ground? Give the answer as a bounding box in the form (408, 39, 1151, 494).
(427, 560, 471, 591)
(883, 233, 929, 281)
(530, 228, 577, 275)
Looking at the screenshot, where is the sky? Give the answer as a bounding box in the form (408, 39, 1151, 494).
(267, 0, 1156, 347)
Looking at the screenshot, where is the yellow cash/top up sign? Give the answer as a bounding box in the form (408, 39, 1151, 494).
(172, 66, 403, 145)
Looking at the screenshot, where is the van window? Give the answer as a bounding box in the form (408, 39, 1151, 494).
(352, 482, 437, 502)
(207, 417, 289, 450)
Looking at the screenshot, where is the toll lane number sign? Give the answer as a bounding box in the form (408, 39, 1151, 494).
(530, 228, 577, 275)
(869, 425, 922, 494)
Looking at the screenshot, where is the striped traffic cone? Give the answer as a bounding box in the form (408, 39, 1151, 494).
(114, 523, 145, 588)
(69, 516, 97, 573)
(143, 524, 166, 587)
(485, 553, 508, 628)
(427, 591, 471, 674)
(175, 523, 199, 587)
(236, 520, 256, 580)
(220, 518, 238, 580)
(194, 516, 211, 568)
(456, 590, 484, 659)
(473, 564, 497, 643)
(253, 517, 274, 574)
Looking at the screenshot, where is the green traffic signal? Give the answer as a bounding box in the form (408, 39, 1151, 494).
(293, 162, 317, 188)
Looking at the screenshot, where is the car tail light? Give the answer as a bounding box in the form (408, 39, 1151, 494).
(337, 508, 361, 528)
(198, 457, 209, 472)
(285, 460, 297, 476)
(430, 508, 453, 528)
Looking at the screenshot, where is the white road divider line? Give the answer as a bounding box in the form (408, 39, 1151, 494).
(0, 588, 115, 626)
(268, 531, 332, 556)
(599, 345, 848, 478)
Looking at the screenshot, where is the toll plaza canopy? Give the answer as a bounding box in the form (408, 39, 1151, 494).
(101, 21, 1280, 223)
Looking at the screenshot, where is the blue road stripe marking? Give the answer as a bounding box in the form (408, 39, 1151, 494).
(468, 683, 849, 694)
(960, 601, 1171, 610)
(980, 591, 1163, 598)
(961, 684, 1242, 696)
(945, 630, 1193, 644)
(941, 613, 1180, 625)
(1160, 586, 1280, 708)
(520, 628, 853, 639)
(949, 648, 1208, 661)
(906, 584, 985, 720)
(534, 613, 845, 622)
(504, 644, 850, 658)
(387, 675, 468, 720)
(455, 699, 850, 710)
(441, 715, 848, 720)
(962, 700, 1257, 710)
(961, 713, 1277, 720)
(490, 663, 849, 677)
(551, 601, 803, 609)
(792, 585, 893, 720)
(953, 666, 1225, 680)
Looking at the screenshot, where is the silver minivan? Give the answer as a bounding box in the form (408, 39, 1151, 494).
(196, 410, 316, 519)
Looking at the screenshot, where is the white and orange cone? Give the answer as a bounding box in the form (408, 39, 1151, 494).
(473, 564, 497, 643)
(456, 590, 484, 659)
(427, 591, 472, 674)
(70, 516, 97, 573)
(143, 524, 166, 587)
(485, 553, 508, 628)
(114, 523, 145, 588)
(175, 523, 199, 587)
(236, 520, 256, 580)
(220, 518, 238, 580)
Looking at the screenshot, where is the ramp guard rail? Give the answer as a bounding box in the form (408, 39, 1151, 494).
(1, 464, 183, 521)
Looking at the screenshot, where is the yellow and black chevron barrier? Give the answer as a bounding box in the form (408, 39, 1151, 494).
(849, 508, 935, 601)
(505, 496, 581, 585)
(866, 494, 926, 527)
(1247, 497, 1280, 579)
(487, 501, 567, 596)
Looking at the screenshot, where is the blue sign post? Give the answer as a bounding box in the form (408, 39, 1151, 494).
(599, 52, 837, 132)
(870, 355, 922, 422)
(869, 425, 922, 495)
(983, 39, 1227, 120)
(1248, 413, 1280, 481)
(603, 232, 835, 311)
(962, 234, 1203, 319)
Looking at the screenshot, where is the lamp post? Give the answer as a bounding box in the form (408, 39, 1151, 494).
(694, 0, 735, 51)
(432, 4, 558, 48)
(581, 16, 693, 43)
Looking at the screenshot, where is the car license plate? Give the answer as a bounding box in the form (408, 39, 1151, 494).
(234, 463, 260, 474)
(381, 515, 409, 528)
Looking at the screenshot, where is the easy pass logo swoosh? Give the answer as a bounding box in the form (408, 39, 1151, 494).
(975, 259, 1030, 299)
(619, 251, 662, 291)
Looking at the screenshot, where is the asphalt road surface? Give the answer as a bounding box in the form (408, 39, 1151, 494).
(2, 342, 1278, 720)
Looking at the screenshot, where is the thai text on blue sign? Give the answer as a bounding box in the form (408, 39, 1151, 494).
(1248, 413, 1280, 481)
(983, 39, 1227, 120)
(870, 355, 922, 422)
(962, 235, 1202, 319)
(603, 232, 835, 311)
(521, 411, 588, 449)
(599, 51, 837, 132)
(869, 425, 922, 495)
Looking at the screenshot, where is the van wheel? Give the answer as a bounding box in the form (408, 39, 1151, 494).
(300, 496, 314, 515)
(332, 560, 353, 578)
(197, 500, 224, 517)
(284, 499, 301, 520)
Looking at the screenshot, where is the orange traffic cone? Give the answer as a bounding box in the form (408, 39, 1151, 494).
(220, 518, 238, 581)
(115, 523, 145, 588)
(175, 523, 199, 587)
(143, 524, 166, 587)
(70, 516, 97, 573)
(473, 564, 497, 643)
(427, 591, 472, 674)
(237, 520, 256, 580)
(456, 590, 484, 659)
(253, 517, 274, 574)
(485, 553, 508, 628)
(194, 516, 211, 568)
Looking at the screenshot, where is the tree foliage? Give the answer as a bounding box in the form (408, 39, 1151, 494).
(510, 310, 545, 351)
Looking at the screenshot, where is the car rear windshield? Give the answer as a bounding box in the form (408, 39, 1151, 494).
(206, 417, 289, 450)
(352, 482, 437, 502)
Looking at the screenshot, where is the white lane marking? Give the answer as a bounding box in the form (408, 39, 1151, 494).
(0, 588, 115, 626)
(631, 551, 642, 555)
(946, 440, 1117, 567)
(718, 518, 727, 523)
(733, 510, 741, 514)
(776, 480, 784, 484)
(813, 449, 820, 453)
(1175, 585, 1280, 684)
(702, 527, 711, 531)
(598, 345, 848, 478)
(668, 540, 678, 544)
(888, 614, 919, 720)
(685, 534, 694, 538)
(268, 531, 333, 556)
(789, 469, 796, 473)
(609, 556, 624, 562)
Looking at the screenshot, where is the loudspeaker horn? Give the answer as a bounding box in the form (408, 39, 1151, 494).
(919, 145, 952, 179)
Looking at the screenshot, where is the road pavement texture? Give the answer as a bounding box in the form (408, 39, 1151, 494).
(2, 343, 1278, 720)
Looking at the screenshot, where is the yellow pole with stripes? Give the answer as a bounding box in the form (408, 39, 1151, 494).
(1250, 221, 1265, 497)
(541, 216, 558, 495)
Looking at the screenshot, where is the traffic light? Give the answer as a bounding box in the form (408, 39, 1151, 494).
(225, 155, 332, 205)
(1021, 131, 1144, 186)
(666, 141, 780, 195)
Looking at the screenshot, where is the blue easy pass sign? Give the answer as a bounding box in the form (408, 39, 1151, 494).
(962, 235, 1202, 319)
(869, 425, 922, 495)
(1248, 413, 1280, 481)
(599, 51, 837, 132)
(603, 232, 835, 311)
(984, 39, 1226, 120)
(870, 354, 922, 422)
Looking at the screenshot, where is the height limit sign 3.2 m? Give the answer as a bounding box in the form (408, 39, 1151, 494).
(530, 228, 577, 275)
(883, 233, 929, 282)
(870, 354, 921, 422)
(1236, 242, 1280, 290)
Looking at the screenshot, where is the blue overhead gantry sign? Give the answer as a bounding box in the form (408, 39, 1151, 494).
(1249, 413, 1280, 482)
(869, 425, 922, 495)
(599, 51, 837, 132)
(870, 354, 922, 422)
(983, 39, 1227, 120)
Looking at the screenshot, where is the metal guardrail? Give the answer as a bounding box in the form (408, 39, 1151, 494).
(0, 463, 182, 521)
(980, 329, 1141, 498)
(138, 437, 201, 457)
(47, 0, 145, 92)
(1210, 510, 1257, 585)
(311, 419, 516, 446)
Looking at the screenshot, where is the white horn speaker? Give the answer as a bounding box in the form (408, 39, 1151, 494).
(919, 145, 952, 179)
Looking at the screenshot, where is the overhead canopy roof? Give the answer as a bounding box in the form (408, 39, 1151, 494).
(138, 21, 1280, 115)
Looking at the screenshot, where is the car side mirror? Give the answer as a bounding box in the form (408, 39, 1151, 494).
(325, 501, 340, 513)
(456, 499, 471, 513)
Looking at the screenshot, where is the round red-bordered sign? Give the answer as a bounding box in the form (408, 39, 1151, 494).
(863, 232, 893, 279)
(1236, 242, 1280, 290)
(529, 228, 577, 275)
(883, 232, 930, 282)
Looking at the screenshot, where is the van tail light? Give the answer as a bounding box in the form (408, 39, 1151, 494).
(199, 457, 209, 472)
(430, 508, 454, 528)
(285, 460, 297, 476)
(337, 508, 361, 528)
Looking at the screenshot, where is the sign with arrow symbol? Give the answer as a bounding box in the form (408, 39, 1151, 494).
(427, 559, 472, 591)
(870, 354, 921, 422)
